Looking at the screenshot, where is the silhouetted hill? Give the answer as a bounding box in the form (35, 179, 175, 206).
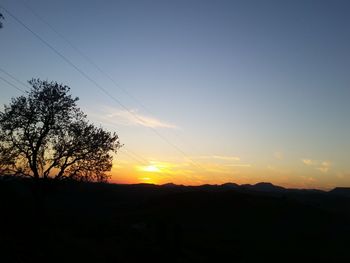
(240, 182, 286, 192)
(329, 187, 350, 198)
(0, 178, 349, 263)
(162, 182, 178, 187)
(221, 182, 239, 188)
(161, 182, 185, 188)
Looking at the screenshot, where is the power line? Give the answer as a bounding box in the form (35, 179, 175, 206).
(19, 0, 204, 169)
(20, 1, 205, 163)
(20, 0, 151, 114)
(0, 75, 25, 93)
(0, 67, 31, 90)
(20, 0, 196, 155)
(120, 148, 149, 166)
(0, 72, 152, 170)
(1, 4, 205, 172)
(0, 74, 170, 178)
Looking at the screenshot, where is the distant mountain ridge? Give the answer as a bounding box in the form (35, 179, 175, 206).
(329, 187, 350, 197)
(239, 182, 285, 192)
(1, 175, 348, 195)
(159, 181, 346, 194)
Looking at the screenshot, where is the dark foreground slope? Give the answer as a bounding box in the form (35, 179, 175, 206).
(0, 179, 349, 263)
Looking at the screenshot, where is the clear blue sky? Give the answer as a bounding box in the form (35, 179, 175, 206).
(1, 0, 350, 188)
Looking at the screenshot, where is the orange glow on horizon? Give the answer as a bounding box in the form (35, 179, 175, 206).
(109, 155, 345, 191)
(138, 164, 161, 173)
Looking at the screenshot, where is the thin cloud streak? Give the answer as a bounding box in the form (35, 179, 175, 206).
(302, 159, 315, 166)
(226, 164, 251, 167)
(302, 159, 332, 173)
(213, 155, 241, 161)
(318, 161, 331, 173)
(194, 155, 241, 161)
(90, 107, 178, 129)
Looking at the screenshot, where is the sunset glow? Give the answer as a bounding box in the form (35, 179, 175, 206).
(139, 165, 161, 173)
(1, 0, 350, 190)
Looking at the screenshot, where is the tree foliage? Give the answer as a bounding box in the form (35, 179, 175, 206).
(0, 13, 4, 28)
(0, 79, 121, 182)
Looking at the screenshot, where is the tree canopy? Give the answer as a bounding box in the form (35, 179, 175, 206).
(0, 13, 4, 28)
(0, 79, 121, 182)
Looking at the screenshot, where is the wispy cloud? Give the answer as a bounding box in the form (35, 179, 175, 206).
(225, 164, 251, 167)
(194, 155, 240, 161)
(90, 107, 178, 129)
(191, 155, 250, 169)
(302, 159, 331, 173)
(302, 159, 315, 166)
(212, 155, 241, 161)
(317, 161, 331, 173)
(336, 172, 348, 179)
(189, 155, 252, 173)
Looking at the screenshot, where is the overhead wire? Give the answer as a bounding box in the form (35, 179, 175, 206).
(0, 4, 204, 171)
(0, 67, 30, 90)
(19, 0, 205, 163)
(0, 71, 151, 171)
(19, 0, 151, 114)
(0, 75, 26, 93)
(0, 68, 151, 167)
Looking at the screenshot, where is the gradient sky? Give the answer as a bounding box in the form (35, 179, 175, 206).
(1, 0, 350, 189)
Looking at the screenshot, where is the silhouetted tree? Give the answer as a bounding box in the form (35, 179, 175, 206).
(0, 79, 121, 182)
(0, 13, 4, 28)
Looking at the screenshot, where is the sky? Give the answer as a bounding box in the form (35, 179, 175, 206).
(1, 0, 350, 189)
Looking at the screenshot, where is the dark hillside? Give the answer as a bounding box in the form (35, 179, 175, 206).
(0, 179, 349, 263)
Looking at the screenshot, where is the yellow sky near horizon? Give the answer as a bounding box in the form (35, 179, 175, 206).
(109, 152, 346, 190)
